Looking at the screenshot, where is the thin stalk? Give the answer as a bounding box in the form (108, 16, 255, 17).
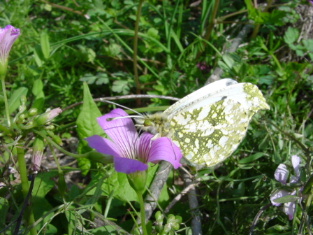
(197, 0, 220, 59)
(133, 0, 145, 97)
(1, 77, 11, 127)
(16, 147, 37, 235)
(137, 191, 148, 235)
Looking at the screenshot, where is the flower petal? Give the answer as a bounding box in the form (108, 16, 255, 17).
(0, 25, 20, 65)
(291, 155, 301, 178)
(86, 135, 121, 158)
(270, 189, 289, 206)
(274, 164, 289, 184)
(138, 133, 153, 163)
(147, 136, 182, 169)
(283, 201, 296, 220)
(114, 156, 148, 173)
(97, 108, 139, 159)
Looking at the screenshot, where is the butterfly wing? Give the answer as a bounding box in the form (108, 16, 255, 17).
(164, 79, 269, 119)
(164, 79, 269, 167)
(164, 79, 237, 118)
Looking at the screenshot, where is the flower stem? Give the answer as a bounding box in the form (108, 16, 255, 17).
(133, 0, 144, 96)
(137, 191, 148, 235)
(16, 146, 37, 235)
(1, 77, 11, 127)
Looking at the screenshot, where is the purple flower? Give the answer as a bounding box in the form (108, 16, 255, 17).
(270, 155, 301, 220)
(308, 0, 313, 5)
(197, 62, 211, 73)
(86, 108, 182, 174)
(0, 25, 20, 76)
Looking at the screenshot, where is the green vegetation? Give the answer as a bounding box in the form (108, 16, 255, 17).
(1, 0, 313, 234)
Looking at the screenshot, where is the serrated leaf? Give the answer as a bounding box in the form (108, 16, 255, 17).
(284, 27, 299, 44)
(95, 73, 109, 85)
(303, 39, 313, 52)
(78, 157, 92, 176)
(112, 80, 130, 94)
(80, 73, 97, 84)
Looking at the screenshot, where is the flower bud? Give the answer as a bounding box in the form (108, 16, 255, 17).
(34, 108, 62, 126)
(28, 108, 38, 117)
(32, 137, 44, 172)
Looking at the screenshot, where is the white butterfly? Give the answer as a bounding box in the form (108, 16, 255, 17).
(136, 79, 270, 168)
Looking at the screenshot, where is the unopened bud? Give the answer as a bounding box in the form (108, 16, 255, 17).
(32, 137, 45, 172)
(18, 113, 27, 121)
(28, 108, 38, 116)
(34, 108, 62, 126)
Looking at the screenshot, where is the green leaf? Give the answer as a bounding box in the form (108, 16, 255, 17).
(112, 80, 130, 94)
(101, 170, 137, 201)
(32, 79, 45, 111)
(8, 87, 28, 114)
(104, 43, 122, 58)
(273, 194, 299, 204)
(33, 171, 58, 197)
(76, 82, 103, 141)
(33, 46, 44, 67)
(77, 157, 92, 176)
(222, 54, 235, 69)
(284, 27, 299, 44)
(96, 73, 109, 85)
(40, 31, 50, 60)
(90, 225, 120, 235)
(303, 39, 313, 52)
(238, 152, 265, 164)
(80, 73, 97, 84)
(76, 83, 103, 173)
(0, 198, 8, 227)
(32, 79, 44, 97)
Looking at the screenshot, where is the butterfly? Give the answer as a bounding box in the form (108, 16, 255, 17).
(135, 78, 270, 168)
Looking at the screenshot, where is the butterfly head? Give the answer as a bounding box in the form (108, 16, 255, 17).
(135, 112, 172, 136)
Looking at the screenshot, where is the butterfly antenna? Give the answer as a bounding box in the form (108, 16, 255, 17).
(99, 98, 143, 116)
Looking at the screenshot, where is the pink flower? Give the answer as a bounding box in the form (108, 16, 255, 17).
(0, 25, 20, 76)
(270, 155, 301, 220)
(47, 108, 62, 122)
(86, 108, 182, 174)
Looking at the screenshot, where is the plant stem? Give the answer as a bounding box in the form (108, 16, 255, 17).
(133, 0, 144, 98)
(16, 146, 37, 235)
(137, 191, 148, 235)
(197, 0, 220, 59)
(1, 77, 11, 127)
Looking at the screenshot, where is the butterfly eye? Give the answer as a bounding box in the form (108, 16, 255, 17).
(143, 119, 153, 126)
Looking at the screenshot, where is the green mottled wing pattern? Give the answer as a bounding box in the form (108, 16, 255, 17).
(144, 79, 270, 168)
(170, 99, 249, 167)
